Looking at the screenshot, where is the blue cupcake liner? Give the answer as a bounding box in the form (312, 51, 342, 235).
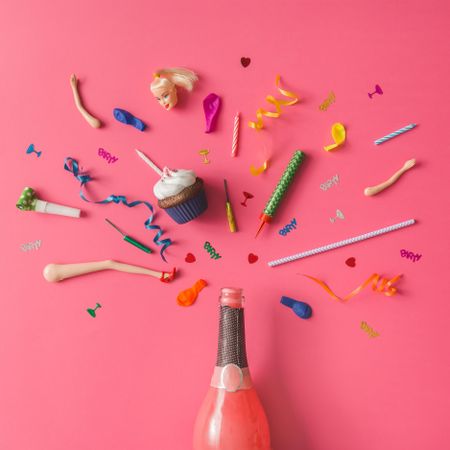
(163, 188, 208, 224)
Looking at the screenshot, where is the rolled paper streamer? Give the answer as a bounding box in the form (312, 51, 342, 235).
(64, 157, 171, 262)
(248, 75, 299, 131)
(256, 151, 305, 236)
(16, 187, 80, 218)
(268, 219, 416, 267)
(374, 123, 417, 145)
(302, 273, 402, 302)
(231, 112, 240, 157)
(177, 279, 207, 306)
(280, 296, 312, 319)
(203, 93, 221, 133)
(263, 152, 304, 217)
(113, 108, 146, 131)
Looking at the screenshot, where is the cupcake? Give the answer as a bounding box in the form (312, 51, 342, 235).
(153, 167, 208, 224)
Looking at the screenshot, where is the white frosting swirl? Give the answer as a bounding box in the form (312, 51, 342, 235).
(153, 167, 197, 200)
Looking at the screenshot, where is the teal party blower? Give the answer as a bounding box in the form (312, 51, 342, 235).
(256, 151, 305, 237)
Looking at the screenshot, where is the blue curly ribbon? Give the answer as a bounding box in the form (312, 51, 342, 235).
(64, 157, 171, 262)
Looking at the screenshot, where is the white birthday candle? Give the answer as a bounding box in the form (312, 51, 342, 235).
(135, 149, 163, 176)
(268, 219, 416, 267)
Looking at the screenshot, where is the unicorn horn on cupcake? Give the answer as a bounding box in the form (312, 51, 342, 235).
(135, 149, 208, 224)
(16, 187, 81, 218)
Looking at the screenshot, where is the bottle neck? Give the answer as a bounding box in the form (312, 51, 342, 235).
(211, 288, 252, 392)
(215, 304, 248, 369)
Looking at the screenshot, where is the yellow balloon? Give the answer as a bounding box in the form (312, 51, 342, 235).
(324, 122, 346, 151)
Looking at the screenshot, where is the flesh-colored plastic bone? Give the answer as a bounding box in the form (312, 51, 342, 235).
(364, 159, 416, 196)
(43, 260, 165, 282)
(69, 74, 101, 128)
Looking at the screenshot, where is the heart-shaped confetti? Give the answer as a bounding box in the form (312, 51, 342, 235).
(248, 253, 258, 264)
(240, 57, 251, 68)
(345, 257, 356, 267)
(185, 253, 196, 263)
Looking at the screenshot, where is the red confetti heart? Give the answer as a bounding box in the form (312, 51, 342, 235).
(248, 253, 258, 264)
(345, 257, 356, 267)
(185, 253, 196, 263)
(240, 57, 251, 68)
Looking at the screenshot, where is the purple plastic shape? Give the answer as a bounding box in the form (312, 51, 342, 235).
(203, 93, 221, 133)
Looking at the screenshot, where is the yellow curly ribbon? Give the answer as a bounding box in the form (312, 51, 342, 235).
(248, 75, 299, 131)
(302, 273, 402, 302)
(250, 160, 268, 175)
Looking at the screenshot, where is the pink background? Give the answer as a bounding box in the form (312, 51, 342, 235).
(1, 0, 449, 449)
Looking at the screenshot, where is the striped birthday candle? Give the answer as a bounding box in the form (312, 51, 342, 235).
(231, 112, 240, 157)
(374, 123, 417, 145)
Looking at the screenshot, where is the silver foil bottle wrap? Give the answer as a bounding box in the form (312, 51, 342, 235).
(216, 305, 248, 368)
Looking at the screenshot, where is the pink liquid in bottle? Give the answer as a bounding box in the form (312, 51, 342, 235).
(193, 287, 271, 450)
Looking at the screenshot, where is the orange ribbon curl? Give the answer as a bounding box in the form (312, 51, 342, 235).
(248, 75, 299, 131)
(250, 160, 268, 176)
(303, 273, 402, 302)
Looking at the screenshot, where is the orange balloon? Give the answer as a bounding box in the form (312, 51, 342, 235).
(177, 279, 207, 306)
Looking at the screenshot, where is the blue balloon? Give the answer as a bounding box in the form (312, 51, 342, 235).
(280, 295, 312, 319)
(113, 108, 146, 131)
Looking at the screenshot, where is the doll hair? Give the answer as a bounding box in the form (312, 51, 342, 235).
(151, 67, 198, 92)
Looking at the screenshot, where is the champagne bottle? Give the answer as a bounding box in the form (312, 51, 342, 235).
(193, 287, 271, 449)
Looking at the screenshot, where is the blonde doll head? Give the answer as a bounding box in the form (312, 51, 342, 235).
(150, 67, 198, 111)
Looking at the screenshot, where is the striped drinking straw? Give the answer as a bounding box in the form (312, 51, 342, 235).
(374, 123, 417, 145)
(267, 219, 416, 267)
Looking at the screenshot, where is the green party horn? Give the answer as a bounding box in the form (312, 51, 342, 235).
(16, 187, 81, 218)
(256, 151, 305, 237)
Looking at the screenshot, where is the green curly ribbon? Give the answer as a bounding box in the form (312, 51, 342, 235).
(16, 187, 37, 211)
